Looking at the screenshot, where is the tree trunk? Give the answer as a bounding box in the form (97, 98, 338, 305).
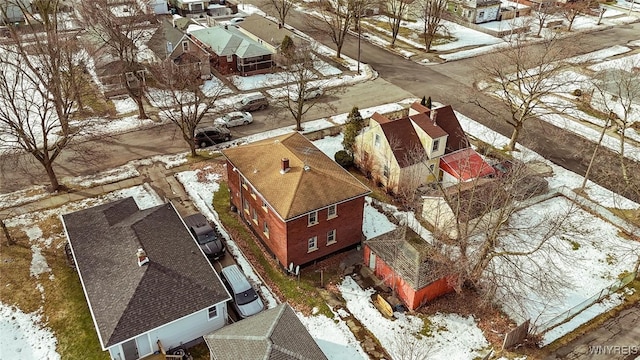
(620, 125, 629, 183)
(44, 162, 61, 192)
(135, 95, 148, 120)
(581, 116, 609, 190)
(507, 125, 521, 151)
(336, 44, 342, 59)
(1, 218, 13, 246)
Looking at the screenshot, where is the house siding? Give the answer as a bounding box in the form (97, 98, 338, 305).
(355, 122, 402, 192)
(107, 304, 226, 359)
(364, 245, 454, 310)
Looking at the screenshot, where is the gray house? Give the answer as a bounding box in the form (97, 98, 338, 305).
(204, 303, 328, 360)
(62, 197, 231, 360)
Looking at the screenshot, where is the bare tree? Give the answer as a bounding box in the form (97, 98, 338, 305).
(420, 159, 578, 314)
(532, 4, 558, 37)
(1, 216, 14, 247)
(266, 0, 295, 26)
(419, 0, 448, 52)
(270, 42, 338, 131)
(560, 0, 593, 32)
(78, 0, 156, 119)
(146, 62, 226, 157)
(0, 0, 90, 191)
(474, 36, 574, 151)
(589, 60, 640, 184)
(386, 0, 411, 46)
(308, 0, 353, 58)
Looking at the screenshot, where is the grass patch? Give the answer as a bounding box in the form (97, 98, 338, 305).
(213, 182, 333, 318)
(348, 169, 394, 203)
(608, 208, 640, 228)
(418, 316, 434, 337)
(0, 219, 108, 359)
(187, 151, 223, 162)
(575, 101, 609, 121)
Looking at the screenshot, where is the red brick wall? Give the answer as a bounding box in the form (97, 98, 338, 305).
(226, 160, 366, 267)
(364, 244, 455, 310)
(285, 197, 365, 267)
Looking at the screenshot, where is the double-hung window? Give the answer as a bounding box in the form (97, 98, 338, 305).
(327, 205, 337, 219)
(308, 236, 318, 252)
(308, 211, 318, 226)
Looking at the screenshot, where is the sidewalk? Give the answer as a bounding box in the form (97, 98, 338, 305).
(0, 162, 196, 218)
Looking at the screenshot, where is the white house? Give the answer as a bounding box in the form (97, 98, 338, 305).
(62, 197, 231, 360)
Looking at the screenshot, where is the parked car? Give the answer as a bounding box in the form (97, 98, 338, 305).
(235, 93, 268, 112)
(290, 86, 323, 101)
(214, 111, 253, 128)
(229, 17, 245, 25)
(194, 126, 231, 148)
(303, 86, 323, 100)
(220, 264, 264, 319)
(183, 213, 226, 260)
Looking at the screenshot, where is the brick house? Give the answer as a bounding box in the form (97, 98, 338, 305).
(222, 132, 371, 268)
(364, 227, 455, 310)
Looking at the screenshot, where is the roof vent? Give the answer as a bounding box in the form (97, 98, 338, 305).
(137, 248, 149, 267)
(280, 158, 290, 174)
(303, 164, 311, 172)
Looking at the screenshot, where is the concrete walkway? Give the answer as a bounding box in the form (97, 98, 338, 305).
(0, 160, 196, 218)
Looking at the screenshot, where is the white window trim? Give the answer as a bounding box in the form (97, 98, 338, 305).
(263, 222, 269, 238)
(327, 229, 336, 245)
(432, 139, 439, 152)
(308, 211, 318, 226)
(327, 205, 337, 219)
(208, 306, 218, 320)
(308, 236, 318, 252)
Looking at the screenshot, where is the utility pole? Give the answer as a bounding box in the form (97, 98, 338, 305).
(357, 14, 362, 74)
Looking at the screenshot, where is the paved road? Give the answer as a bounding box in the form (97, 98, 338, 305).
(546, 302, 640, 360)
(0, 78, 415, 193)
(298, 16, 640, 202)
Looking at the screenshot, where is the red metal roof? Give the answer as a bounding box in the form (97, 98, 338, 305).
(439, 148, 495, 181)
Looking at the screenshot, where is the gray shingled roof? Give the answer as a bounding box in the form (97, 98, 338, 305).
(204, 304, 328, 360)
(62, 197, 229, 348)
(190, 26, 273, 58)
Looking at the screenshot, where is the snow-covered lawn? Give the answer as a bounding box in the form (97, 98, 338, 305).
(3, 95, 640, 359)
(0, 304, 60, 360)
(339, 276, 491, 359)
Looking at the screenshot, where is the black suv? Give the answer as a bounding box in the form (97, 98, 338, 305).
(194, 126, 231, 148)
(183, 213, 226, 260)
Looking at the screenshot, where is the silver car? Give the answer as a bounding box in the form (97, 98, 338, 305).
(214, 111, 253, 128)
(220, 264, 264, 318)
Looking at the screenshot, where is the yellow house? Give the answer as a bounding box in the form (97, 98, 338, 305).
(354, 103, 448, 194)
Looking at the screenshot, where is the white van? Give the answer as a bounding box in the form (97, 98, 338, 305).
(220, 264, 264, 318)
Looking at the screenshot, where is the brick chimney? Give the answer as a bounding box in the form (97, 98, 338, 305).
(137, 248, 149, 266)
(280, 158, 290, 174)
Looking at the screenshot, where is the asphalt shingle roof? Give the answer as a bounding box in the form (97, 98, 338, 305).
(222, 132, 370, 220)
(62, 198, 229, 348)
(204, 304, 328, 360)
(190, 26, 273, 58)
